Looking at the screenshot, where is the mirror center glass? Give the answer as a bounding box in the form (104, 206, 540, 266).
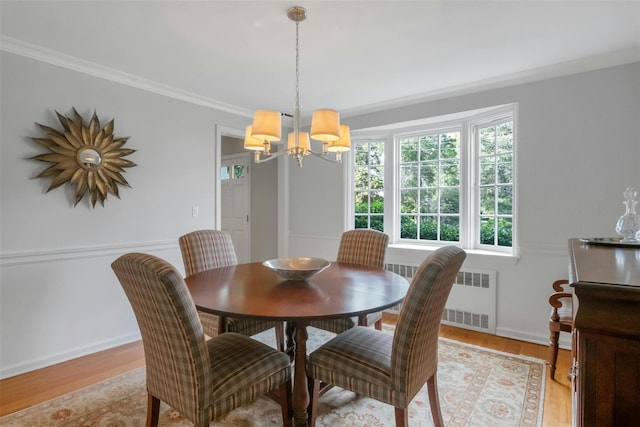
(77, 148, 102, 169)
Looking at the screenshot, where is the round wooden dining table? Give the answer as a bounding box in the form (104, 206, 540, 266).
(185, 261, 409, 427)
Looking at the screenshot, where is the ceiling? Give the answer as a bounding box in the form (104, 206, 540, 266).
(1, 1, 639, 120)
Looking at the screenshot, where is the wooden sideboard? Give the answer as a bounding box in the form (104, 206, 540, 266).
(568, 238, 640, 427)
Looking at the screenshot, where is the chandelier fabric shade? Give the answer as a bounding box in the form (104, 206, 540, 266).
(328, 124, 351, 153)
(288, 132, 310, 153)
(243, 125, 265, 151)
(244, 6, 350, 167)
(310, 109, 341, 142)
(251, 110, 282, 142)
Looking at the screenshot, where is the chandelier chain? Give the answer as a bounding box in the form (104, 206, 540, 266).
(295, 20, 300, 110)
(293, 17, 302, 155)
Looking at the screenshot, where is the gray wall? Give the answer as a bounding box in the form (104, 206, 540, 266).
(1, 48, 638, 378)
(0, 52, 250, 377)
(287, 62, 640, 345)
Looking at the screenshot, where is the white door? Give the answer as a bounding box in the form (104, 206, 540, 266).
(221, 154, 251, 263)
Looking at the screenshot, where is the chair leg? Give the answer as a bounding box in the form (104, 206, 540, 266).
(146, 393, 161, 427)
(308, 377, 320, 427)
(360, 314, 382, 331)
(279, 379, 293, 427)
(217, 315, 227, 335)
(549, 330, 560, 380)
(275, 322, 285, 352)
(427, 375, 444, 427)
(394, 407, 408, 427)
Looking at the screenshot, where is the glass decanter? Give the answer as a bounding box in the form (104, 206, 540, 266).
(615, 187, 640, 242)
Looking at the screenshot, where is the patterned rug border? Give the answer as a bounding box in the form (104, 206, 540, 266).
(440, 337, 548, 365)
(438, 336, 547, 425)
(3, 365, 148, 418)
(1, 336, 547, 427)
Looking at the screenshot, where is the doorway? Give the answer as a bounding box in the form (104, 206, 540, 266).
(220, 154, 251, 262)
(217, 127, 280, 262)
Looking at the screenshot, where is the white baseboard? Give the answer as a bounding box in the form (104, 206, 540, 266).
(496, 326, 571, 350)
(0, 332, 141, 380)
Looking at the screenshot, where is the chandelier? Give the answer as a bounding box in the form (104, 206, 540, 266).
(244, 6, 351, 167)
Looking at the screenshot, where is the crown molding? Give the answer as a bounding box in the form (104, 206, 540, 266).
(0, 35, 253, 118)
(342, 46, 640, 118)
(2, 35, 638, 121)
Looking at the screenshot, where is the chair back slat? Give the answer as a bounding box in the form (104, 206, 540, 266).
(111, 253, 212, 422)
(391, 246, 466, 397)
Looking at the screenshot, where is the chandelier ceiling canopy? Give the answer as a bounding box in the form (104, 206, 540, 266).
(244, 6, 350, 167)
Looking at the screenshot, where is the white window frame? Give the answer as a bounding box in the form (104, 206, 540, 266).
(469, 112, 516, 253)
(346, 103, 518, 256)
(394, 122, 465, 245)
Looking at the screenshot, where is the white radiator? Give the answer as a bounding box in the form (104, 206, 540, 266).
(384, 263, 497, 334)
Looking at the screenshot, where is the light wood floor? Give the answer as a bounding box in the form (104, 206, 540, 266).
(0, 320, 572, 426)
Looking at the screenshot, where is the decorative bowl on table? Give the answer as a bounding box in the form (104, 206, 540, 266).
(262, 257, 331, 280)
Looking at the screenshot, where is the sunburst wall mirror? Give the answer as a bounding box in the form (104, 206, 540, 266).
(29, 108, 136, 207)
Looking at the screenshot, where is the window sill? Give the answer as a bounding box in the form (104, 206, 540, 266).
(388, 243, 520, 265)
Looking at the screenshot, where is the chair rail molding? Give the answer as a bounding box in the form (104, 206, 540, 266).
(0, 240, 178, 267)
(517, 240, 569, 256)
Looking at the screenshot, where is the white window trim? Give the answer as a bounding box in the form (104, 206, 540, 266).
(347, 103, 518, 257)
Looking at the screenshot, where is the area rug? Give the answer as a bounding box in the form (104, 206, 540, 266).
(0, 326, 545, 427)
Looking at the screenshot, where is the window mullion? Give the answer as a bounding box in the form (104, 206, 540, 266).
(494, 126, 500, 246)
(385, 136, 396, 241)
(461, 122, 473, 249)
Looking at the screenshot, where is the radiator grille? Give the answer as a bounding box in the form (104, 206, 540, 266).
(442, 309, 490, 330)
(385, 262, 496, 333)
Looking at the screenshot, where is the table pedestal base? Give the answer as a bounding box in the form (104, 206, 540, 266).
(292, 322, 310, 427)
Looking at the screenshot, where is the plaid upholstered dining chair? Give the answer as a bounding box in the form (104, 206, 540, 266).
(112, 253, 292, 427)
(179, 229, 285, 351)
(309, 229, 389, 334)
(306, 246, 466, 427)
